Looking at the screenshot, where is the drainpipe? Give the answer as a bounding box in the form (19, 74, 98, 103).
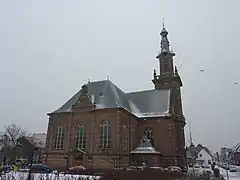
(128, 114, 131, 165)
(68, 112, 73, 169)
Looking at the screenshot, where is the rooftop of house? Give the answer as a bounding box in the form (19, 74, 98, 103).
(230, 143, 240, 152)
(51, 80, 171, 118)
(186, 144, 212, 159)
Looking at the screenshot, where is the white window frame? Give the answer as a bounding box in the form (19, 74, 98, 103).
(100, 121, 111, 149)
(75, 124, 85, 149)
(53, 125, 64, 149)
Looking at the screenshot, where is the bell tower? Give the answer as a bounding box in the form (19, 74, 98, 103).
(152, 23, 182, 89)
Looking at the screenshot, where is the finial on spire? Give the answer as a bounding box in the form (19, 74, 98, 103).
(162, 18, 165, 28)
(170, 47, 176, 56)
(88, 78, 91, 83)
(81, 84, 88, 92)
(153, 69, 157, 79)
(159, 19, 169, 54)
(107, 76, 110, 80)
(174, 66, 178, 74)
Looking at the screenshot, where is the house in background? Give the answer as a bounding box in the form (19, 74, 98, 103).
(220, 147, 230, 163)
(186, 144, 213, 167)
(228, 143, 240, 166)
(186, 144, 197, 166)
(0, 133, 46, 165)
(31, 133, 47, 162)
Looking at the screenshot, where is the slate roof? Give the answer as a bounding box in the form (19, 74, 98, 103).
(51, 80, 171, 118)
(130, 136, 160, 154)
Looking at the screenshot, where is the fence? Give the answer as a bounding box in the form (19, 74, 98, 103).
(64, 169, 182, 180)
(0, 169, 182, 180)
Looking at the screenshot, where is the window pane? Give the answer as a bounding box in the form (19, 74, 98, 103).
(100, 121, 111, 149)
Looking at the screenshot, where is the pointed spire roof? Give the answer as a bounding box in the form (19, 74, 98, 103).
(160, 21, 170, 53)
(156, 21, 176, 59)
(174, 66, 178, 74)
(153, 69, 157, 79)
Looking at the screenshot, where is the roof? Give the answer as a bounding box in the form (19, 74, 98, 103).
(186, 146, 198, 159)
(231, 143, 240, 152)
(130, 136, 161, 154)
(51, 80, 171, 118)
(127, 89, 170, 118)
(186, 144, 212, 159)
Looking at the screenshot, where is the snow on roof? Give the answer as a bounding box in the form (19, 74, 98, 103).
(130, 136, 160, 154)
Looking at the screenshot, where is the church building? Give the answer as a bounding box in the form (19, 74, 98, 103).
(44, 25, 186, 169)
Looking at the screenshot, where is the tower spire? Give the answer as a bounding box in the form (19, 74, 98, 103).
(189, 120, 194, 147)
(152, 22, 182, 89)
(160, 22, 170, 54)
(174, 66, 178, 74)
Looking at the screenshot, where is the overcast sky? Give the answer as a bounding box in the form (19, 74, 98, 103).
(0, 0, 239, 152)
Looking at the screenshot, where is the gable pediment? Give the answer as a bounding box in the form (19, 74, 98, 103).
(72, 84, 94, 111)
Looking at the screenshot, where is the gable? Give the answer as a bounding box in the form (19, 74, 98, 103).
(72, 84, 94, 110)
(197, 149, 212, 159)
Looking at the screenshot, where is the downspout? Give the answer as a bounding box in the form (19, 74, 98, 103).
(128, 113, 131, 165)
(68, 112, 73, 168)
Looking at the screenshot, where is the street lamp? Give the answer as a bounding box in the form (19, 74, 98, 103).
(225, 151, 229, 180)
(27, 146, 37, 180)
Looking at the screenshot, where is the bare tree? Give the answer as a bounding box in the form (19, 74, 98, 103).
(1, 124, 27, 149)
(102, 151, 121, 169)
(96, 144, 122, 169)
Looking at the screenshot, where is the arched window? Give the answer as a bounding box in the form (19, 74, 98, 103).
(144, 127, 154, 146)
(100, 121, 111, 149)
(75, 124, 86, 149)
(52, 125, 64, 149)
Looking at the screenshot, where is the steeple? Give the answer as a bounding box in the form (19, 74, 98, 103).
(152, 22, 182, 89)
(160, 22, 170, 53)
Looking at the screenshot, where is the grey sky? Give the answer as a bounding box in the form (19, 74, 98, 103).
(0, 0, 239, 152)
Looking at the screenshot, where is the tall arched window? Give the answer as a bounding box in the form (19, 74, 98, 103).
(75, 124, 86, 149)
(52, 125, 64, 149)
(144, 127, 154, 146)
(100, 121, 111, 149)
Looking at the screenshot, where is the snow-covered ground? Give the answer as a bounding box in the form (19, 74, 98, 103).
(2, 167, 240, 180)
(188, 166, 240, 180)
(219, 167, 240, 180)
(188, 167, 212, 176)
(0, 171, 101, 180)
